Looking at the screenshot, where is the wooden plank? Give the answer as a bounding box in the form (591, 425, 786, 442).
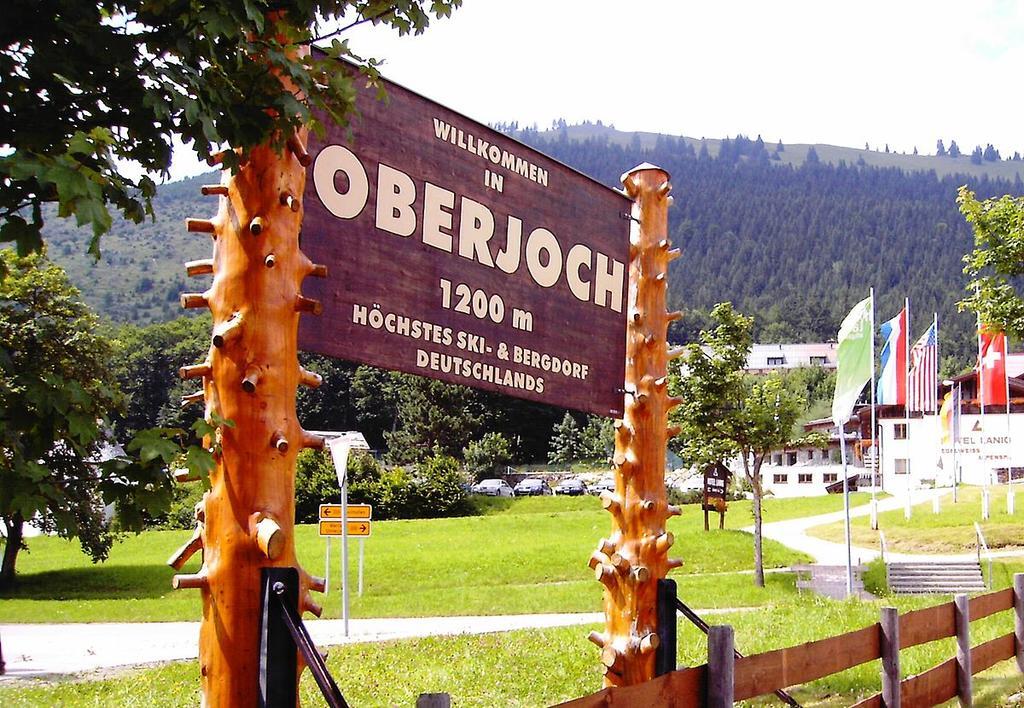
(954, 594, 972, 706)
(707, 626, 734, 707)
(553, 665, 705, 708)
(1016, 573, 1024, 673)
(850, 693, 883, 708)
(880, 606, 901, 708)
(969, 587, 1013, 621)
(970, 632, 1016, 675)
(733, 624, 881, 700)
(900, 658, 958, 707)
(899, 602, 955, 648)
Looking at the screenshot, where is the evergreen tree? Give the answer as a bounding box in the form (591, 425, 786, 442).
(983, 144, 1001, 162)
(776, 139, 785, 153)
(949, 140, 962, 157)
(548, 412, 582, 464)
(971, 146, 984, 165)
(936, 139, 947, 157)
(805, 146, 820, 164)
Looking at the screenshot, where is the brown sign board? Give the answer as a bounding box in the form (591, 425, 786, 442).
(703, 462, 731, 501)
(299, 63, 630, 417)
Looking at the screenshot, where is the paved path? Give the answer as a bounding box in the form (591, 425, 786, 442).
(1, 608, 746, 680)
(748, 488, 1024, 565)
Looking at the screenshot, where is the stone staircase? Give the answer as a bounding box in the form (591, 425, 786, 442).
(887, 561, 987, 594)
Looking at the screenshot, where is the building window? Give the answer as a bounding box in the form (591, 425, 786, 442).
(798, 473, 813, 484)
(772, 454, 782, 466)
(823, 473, 838, 483)
(894, 424, 907, 440)
(773, 474, 787, 484)
(786, 452, 797, 466)
(895, 459, 910, 475)
(820, 449, 830, 461)
(810, 356, 827, 365)
(767, 356, 785, 366)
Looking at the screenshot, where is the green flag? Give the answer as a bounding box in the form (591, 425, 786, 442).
(832, 295, 873, 426)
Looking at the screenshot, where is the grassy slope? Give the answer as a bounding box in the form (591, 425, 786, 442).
(807, 485, 1024, 554)
(1, 495, 832, 623)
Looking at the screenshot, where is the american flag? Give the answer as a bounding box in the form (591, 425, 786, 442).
(908, 320, 938, 412)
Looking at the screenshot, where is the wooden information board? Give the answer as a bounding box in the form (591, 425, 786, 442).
(299, 62, 630, 417)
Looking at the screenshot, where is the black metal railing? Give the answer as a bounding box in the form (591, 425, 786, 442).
(259, 567, 349, 708)
(656, 578, 800, 707)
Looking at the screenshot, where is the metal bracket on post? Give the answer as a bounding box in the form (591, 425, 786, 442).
(655, 579, 677, 676)
(259, 566, 350, 708)
(259, 567, 299, 707)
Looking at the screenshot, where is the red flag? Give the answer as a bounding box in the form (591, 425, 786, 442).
(979, 329, 1008, 406)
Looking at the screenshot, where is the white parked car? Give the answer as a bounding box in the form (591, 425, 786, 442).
(472, 478, 514, 497)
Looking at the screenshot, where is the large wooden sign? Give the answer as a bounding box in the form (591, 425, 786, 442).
(299, 65, 630, 416)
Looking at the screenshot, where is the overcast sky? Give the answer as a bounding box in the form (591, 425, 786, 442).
(168, 0, 1023, 179)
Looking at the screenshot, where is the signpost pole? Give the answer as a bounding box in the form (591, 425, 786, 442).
(324, 538, 331, 594)
(341, 477, 349, 635)
(589, 164, 679, 688)
(358, 538, 365, 596)
(327, 433, 369, 636)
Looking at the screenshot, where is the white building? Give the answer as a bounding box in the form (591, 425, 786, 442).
(744, 343, 837, 374)
(697, 342, 838, 374)
(878, 411, 1023, 490)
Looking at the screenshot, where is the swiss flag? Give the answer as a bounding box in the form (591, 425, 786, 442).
(979, 329, 1008, 406)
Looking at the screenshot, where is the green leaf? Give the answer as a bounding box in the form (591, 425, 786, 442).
(185, 445, 216, 486)
(127, 428, 183, 464)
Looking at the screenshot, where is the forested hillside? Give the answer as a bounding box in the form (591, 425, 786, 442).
(512, 128, 1023, 366)
(42, 126, 1023, 366)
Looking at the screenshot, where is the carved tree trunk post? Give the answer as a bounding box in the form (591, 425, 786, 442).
(588, 163, 681, 687)
(170, 30, 327, 705)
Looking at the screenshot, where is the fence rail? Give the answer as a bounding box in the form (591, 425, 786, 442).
(558, 573, 1023, 707)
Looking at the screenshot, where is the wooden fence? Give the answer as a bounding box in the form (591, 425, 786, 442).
(558, 574, 1024, 707)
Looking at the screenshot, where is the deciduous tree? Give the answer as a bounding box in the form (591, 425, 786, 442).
(670, 302, 811, 587)
(958, 187, 1024, 340)
(1, 0, 461, 258)
(0, 251, 174, 587)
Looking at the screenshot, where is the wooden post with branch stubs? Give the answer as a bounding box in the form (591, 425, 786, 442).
(588, 163, 680, 687)
(167, 24, 327, 705)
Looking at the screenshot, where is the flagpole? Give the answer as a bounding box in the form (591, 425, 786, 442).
(933, 313, 939, 415)
(977, 307, 988, 489)
(954, 381, 960, 503)
(905, 297, 912, 496)
(869, 288, 878, 529)
(839, 421, 854, 598)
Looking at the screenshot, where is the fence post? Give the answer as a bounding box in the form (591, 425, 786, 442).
(707, 625, 734, 707)
(880, 606, 901, 708)
(655, 579, 678, 677)
(258, 567, 299, 707)
(1015, 573, 1024, 674)
(955, 594, 972, 707)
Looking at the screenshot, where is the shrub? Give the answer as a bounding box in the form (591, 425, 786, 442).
(863, 557, 889, 596)
(294, 449, 341, 523)
(153, 481, 206, 530)
(463, 432, 512, 480)
(414, 453, 471, 518)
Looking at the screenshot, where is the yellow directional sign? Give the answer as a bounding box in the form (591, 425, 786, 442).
(319, 520, 371, 537)
(319, 504, 372, 520)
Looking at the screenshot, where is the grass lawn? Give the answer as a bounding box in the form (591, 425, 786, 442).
(1, 495, 827, 623)
(807, 485, 1024, 554)
(2, 576, 1020, 707)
